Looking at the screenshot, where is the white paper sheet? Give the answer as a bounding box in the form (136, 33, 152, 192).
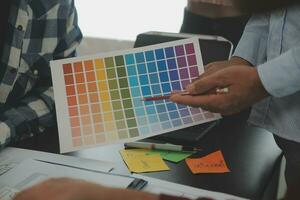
(0, 147, 114, 176)
(0, 159, 135, 193)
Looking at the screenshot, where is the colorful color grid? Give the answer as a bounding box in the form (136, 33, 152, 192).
(51, 38, 221, 153)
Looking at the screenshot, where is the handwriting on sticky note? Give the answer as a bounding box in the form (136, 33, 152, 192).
(120, 150, 170, 173)
(185, 150, 230, 174)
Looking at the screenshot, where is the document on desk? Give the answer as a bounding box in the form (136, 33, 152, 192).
(133, 174, 249, 200)
(0, 159, 146, 200)
(0, 147, 114, 176)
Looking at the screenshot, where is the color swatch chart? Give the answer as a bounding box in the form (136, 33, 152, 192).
(51, 38, 221, 153)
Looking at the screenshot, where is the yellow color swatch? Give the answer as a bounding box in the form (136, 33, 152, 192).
(98, 81, 108, 91)
(120, 149, 170, 173)
(100, 92, 110, 101)
(103, 112, 114, 121)
(95, 59, 104, 69)
(102, 102, 112, 112)
(96, 70, 106, 80)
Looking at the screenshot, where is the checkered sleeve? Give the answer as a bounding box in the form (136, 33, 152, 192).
(0, 0, 82, 150)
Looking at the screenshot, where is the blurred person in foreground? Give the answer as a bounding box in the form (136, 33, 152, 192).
(12, 177, 300, 200)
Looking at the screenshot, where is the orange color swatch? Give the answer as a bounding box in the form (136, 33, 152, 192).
(185, 150, 230, 174)
(63, 63, 72, 74)
(64, 75, 74, 85)
(66, 85, 75, 96)
(86, 71, 96, 82)
(84, 60, 94, 71)
(73, 62, 83, 72)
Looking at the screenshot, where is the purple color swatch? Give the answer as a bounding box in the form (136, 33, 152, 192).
(189, 66, 199, 78)
(183, 117, 193, 124)
(175, 45, 185, 56)
(177, 57, 187, 68)
(179, 109, 190, 117)
(193, 114, 204, 121)
(185, 43, 195, 54)
(190, 108, 201, 115)
(179, 68, 189, 79)
(181, 80, 191, 88)
(187, 55, 197, 66)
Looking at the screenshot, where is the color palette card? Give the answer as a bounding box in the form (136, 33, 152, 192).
(50, 38, 221, 153)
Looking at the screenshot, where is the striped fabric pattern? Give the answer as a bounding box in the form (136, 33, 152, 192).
(0, 0, 82, 150)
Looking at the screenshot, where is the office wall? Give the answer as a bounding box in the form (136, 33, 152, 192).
(75, 0, 186, 40)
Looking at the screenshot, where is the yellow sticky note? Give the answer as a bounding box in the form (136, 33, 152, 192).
(120, 149, 170, 173)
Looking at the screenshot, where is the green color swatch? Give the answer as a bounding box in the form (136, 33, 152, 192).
(115, 55, 125, 66)
(117, 67, 127, 77)
(129, 128, 139, 137)
(104, 57, 114, 68)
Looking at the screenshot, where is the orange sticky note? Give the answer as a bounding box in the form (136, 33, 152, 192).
(185, 150, 230, 174)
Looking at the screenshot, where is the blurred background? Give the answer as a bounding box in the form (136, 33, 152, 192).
(75, 0, 186, 40)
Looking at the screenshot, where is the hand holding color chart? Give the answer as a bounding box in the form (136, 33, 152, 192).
(51, 38, 221, 153)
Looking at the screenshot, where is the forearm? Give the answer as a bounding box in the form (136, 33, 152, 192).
(81, 185, 159, 200)
(94, 189, 211, 200)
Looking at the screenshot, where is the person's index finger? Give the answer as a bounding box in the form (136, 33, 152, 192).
(186, 74, 221, 95)
(170, 93, 219, 108)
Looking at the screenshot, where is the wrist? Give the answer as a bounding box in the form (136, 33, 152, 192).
(251, 67, 270, 100)
(230, 56, 253, 66)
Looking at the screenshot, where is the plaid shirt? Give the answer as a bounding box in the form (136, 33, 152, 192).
(0, 0, 82, 149)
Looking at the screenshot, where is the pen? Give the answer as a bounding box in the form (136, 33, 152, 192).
(142, 87, 229, 101)
(142, 90, 190, 101)
(124, 142, 201, 152)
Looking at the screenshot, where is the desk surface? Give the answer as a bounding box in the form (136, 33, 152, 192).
(12, 110, 282, 200)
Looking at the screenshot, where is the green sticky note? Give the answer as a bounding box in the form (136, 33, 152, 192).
(146, 150, 194, 163)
